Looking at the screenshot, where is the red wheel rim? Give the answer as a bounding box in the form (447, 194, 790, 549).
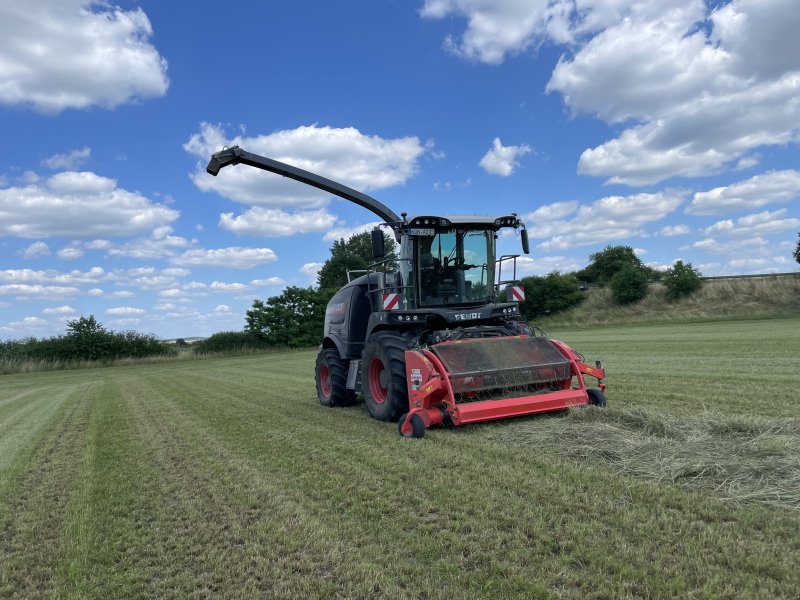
(319, 363, 332, 397)
(368, 357, 387, 404)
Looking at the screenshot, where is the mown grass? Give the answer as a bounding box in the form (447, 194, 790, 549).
(541, 275, 800, 328)
(1, 318, 799, 598)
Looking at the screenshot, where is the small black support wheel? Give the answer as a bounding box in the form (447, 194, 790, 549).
(361, 331, 411, 422)
(398, 413, 426, 438)
(587, 388, 607, 407)
(315, 348, 356, 407)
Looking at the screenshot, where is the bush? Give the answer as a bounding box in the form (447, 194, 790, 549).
(663, 261, 702, 300)
(0, 315, 175, 363)
(610, 265, 649, 305)
(519, 272, 584, 319)
(191, 331, 270, 354)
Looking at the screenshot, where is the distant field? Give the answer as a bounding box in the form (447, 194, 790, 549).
(1, 319, 799, 598)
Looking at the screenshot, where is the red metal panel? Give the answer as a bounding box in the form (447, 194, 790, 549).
(454, 389, 588, 425)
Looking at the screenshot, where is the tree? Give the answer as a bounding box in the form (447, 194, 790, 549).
(65, 315, 112, 360)
(610, 264, 649, 305)
(245, 286, 328, 347)
(317, 230, 397, 292)
(519, 272, 584, 319)
(794, 232, 800, 265)
(663, 261, 702, 301)
(577, 245, 647, 285)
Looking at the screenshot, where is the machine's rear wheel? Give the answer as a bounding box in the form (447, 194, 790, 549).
(361, 332, 410, 422)
(587, 388, 607, 407)
(315, 348, 356, 407)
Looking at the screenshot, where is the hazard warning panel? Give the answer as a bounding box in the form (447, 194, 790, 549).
(382, 292, 400, 310)
(507, 285, 525, 302)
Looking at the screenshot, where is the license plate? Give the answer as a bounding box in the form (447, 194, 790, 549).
(408, 228, 435, 236)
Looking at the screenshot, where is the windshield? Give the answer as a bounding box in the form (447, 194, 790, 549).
(417, 229, 493, 307)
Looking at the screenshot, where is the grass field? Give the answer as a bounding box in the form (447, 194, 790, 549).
(1, 319, 799, 598)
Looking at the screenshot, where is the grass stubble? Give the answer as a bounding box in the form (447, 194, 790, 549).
(0, 318, 798, 598)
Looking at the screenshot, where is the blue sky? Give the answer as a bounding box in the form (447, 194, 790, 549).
(1, 0, 798, 339)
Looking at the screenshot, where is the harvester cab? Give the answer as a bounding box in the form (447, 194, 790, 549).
(207, 146, 606, 438)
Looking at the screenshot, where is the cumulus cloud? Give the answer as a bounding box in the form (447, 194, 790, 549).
(0, 266, 107, 285)
(42, 305, 76, 315)
(20, 241, 51, 259)
(42, 147, 91, 170)
(57, 244, 85, 260)
(219, 207, 337, 237)
(531, 191, 684, 251)
(687, 170, 800, 215)
(171, 247, 278, 269)
(660, 224, 690, 237)
(0, 284, 80, 299)
(185, 122, 427, 208)
(214, 304, 231, 314)
(426, 0, 800, 186)
(322, 221, 383, 243)
(105, 306, 146, 316)
(0, 1, 168, 114)
(104, 228, 192, 260)
(514, 255, 586, 276)
(0, 171, 179, 238)
(523, 201, 578, 222)
(703, 209, 800, 239)
(479, 138, 531, 176)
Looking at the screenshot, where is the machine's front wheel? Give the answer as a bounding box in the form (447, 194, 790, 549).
(587, 388, 607, 407)
(398, 413, 425, 438)
(315, 348, 356, 407)
(361, 332, 410, 422)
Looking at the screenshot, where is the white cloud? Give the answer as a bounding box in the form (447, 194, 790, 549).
(533, 191, 684, 251)
(219, 207, 337, 237)
(0, 284, 80, 299)
(171, 247, 278, 269)
(660, 224, 690, 237)
(322, 221, 382, 243)
(0, 266, 107, 285)
(88, 288, 104, 297)
(185, 122, 426, 208)
(214, 304, 231, 314)
(251, 277, 286, 286)
(8, 316, 48, 329)
(690, 235, 770, 255)
(550, 0, 800, 185)
(154, 302, 175, 311)
(0, 1, 168, 114)
(210, 281, 248, 292)
(523, 201, 578, 222)
(57, 244, 85, 260)
(106, 307, 146, 316)
(42, 147, 91, 170)
(42, 305, 76, 315)
(479, 138, 531, 176)
(158, 288, 181, 297)
(300, 262, 324, 280)
(0, 171, 179, 238)
(687, 170, 800, 215)
(20, 241, 50, 259)
(426, 0, 800, 186)
(109, 290, 135, 298)
(105, 228, 192, 260)
(703, 209, 800, 239)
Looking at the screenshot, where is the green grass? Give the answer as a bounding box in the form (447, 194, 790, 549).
(1, 318, 799, 598)
(540, 275, 800, 328)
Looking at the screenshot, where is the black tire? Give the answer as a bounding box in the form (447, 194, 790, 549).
(315, 348, 356, 407)
(587, 388, 607, 407)
(361, 331, 410, 422)
(398, 413, 425, 438)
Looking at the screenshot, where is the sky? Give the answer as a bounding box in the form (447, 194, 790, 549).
(1, 0, 799, 340)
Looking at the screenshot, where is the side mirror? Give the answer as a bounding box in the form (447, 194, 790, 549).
(521, 227, 530, 254)
(371, 228, 385, 258)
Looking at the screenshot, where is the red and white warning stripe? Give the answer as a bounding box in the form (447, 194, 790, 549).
(508, 285, 525, 302)
(383, 292, 400, 310)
